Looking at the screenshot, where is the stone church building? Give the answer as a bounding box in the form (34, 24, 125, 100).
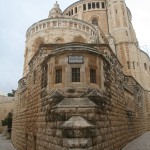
(11, 0, 150, 149)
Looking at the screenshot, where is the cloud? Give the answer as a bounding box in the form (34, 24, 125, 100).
(126, 0, 150, 54)
(0, 0, 77, 94)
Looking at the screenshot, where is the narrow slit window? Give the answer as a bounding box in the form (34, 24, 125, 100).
(115, 9, 118, 14)
(33, 70, 36, 84)
(144, 63, 147, 70)
(88, 3, 91, 9)
(92, 3, 95, 9)
(96, 2, 100, 8)
(71, 9, 73, 15)
(55, 69, 62, 83)
(75, 7, 77, 13)
(72, 68, 80, 82)
(133, 62, 135, 69)
(83, 4, 86, 11)
(69, 11, 71, 16)
(90, 69, 96, 83)
(41, 64, 48, 88)
(102, 2, 105, 9)
(127, 61, 131, 69)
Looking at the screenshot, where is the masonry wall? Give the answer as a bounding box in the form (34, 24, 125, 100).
(12, 44, 149, 150)
(0, 95, 14, 133)
(11, 0, 150, 149)
(144, 90, 150, 130)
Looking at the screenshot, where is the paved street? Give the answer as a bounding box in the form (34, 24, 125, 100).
(0, 134, 16, 150)
(122, 132, 150, 150)
(0, 132, 150, 150)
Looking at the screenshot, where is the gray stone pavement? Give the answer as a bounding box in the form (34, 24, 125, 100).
(0, 132, 150, 150)
(0, 134, 16, 150)
(122, 132, 150, 150)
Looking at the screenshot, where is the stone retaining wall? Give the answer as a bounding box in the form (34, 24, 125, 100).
(11, 44, 150, 150)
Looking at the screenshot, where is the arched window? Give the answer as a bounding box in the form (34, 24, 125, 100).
(55, 37, 64, 43)
(73, 36, 85, 43)
(92, 18, 98, 26)
(32, 37, 44, 53)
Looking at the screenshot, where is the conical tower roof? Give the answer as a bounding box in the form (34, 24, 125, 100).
(48, 1, 62, 18)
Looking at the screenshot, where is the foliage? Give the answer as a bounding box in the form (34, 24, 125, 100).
(1, 112, 13, 133)
(7, 89, 16, 97)
(1, 119, 7, 126)
(7, 93, 14, 97)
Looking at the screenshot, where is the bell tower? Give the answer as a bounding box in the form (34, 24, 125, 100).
(106, 0, 142, 85)
(107, 0, 137, 44)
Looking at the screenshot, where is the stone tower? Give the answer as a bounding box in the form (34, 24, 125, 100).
(107, 0, 150, 90)
(107, 0, 138, 74)
(48, 2, 62, 18)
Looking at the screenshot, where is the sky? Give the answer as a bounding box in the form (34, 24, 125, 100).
(0, 0, 150, 95)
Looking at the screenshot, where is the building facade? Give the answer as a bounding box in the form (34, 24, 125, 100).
(12, 0, 150, 149)
(0, 95, 14, 133)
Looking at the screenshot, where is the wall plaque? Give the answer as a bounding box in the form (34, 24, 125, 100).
(68, 56, 84, 64)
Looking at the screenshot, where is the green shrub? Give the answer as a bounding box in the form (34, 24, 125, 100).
(1, 112, 13, 133)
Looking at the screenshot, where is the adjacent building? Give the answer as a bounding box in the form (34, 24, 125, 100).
(0, 95, 14, 133)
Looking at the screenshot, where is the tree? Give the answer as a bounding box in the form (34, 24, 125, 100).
(7, 89, 16, 97)
(1, 112, 13, 133)
(7, 93, 14, 97)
